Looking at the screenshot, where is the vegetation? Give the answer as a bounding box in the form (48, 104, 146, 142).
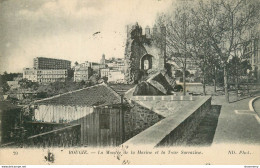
(0, 72, 22, 93)
(156, 0, 260, 100)
(18, 78, 39, 90)
(1, 71, 101, 104)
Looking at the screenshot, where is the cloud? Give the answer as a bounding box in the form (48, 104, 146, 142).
(18, 0, 106, 21)
(1, 0, 173, 73)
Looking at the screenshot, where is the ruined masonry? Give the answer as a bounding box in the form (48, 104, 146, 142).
(124, 23, 166, 84)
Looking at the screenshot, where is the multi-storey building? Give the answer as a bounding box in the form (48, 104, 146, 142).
(108, 70, 125, 83)
(90, 62, 106, 73)
(33, 57, 71, 70)
(73, 60, 110, 82)
(100, 68, 110, 78)
(244, 36, 260, 82)
(23, 68, 68, 83)
(100, 54, 126, 73)
(23, 68, 38, 82)
(107, 59, 126, 72)
(100, 68, 125, 83)
(74, 65, 92, 82)
(23, 57, 71, 83)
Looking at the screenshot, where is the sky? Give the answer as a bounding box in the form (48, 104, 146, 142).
(0, 0, 174, 73)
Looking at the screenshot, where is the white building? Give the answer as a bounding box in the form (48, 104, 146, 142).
(23, 68, 68, 83)
(108, 70, 125, 83)
(100, 68, 110, 78)
(100, 68, 125, 83)
(74, 65, 92, 82)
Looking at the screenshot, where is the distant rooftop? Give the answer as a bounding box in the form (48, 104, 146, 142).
(34, 57, 71, 62)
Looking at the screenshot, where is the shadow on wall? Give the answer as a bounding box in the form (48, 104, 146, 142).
(155, 103, 222, 147)
(185, 105, 222, 146)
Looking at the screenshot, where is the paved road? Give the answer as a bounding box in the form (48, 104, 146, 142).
(212, 96, 260, 145)
(254, 97, 260, 116)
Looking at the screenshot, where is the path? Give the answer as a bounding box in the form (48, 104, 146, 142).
(212, 95, 260, 145)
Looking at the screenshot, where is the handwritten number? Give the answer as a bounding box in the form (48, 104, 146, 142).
(122, 160, 130, 165)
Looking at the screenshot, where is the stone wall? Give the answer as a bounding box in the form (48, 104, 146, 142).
(124, 101, 164, 141)
(156, 97, 212, 146)
(123, 96, 212, 147)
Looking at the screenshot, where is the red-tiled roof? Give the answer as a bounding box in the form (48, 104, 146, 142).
(34, 83, 122, 106)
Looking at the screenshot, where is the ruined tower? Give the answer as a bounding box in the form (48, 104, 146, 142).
(124, 23, 166, 84)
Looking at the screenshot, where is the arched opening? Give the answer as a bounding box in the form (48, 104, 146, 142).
(140, 54, 153, 70)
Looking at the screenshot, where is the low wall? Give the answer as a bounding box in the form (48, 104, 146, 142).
(131, 95, 194, 101)
(157, 97, 211, 146)
(123, 96, 211, 147)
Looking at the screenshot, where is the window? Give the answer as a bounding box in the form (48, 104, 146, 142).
(144, 60, 149, 70)
(141, 54, 153, 70)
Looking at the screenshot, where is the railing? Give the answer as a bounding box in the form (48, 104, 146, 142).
(228, 83, 260, 90)
(228, 83, 260, 99)
(24, 124, 81, 147)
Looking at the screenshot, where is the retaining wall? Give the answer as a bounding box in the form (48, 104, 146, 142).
(123, 96, 212, 147)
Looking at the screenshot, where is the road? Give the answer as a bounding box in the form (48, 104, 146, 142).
(212, 95, 260, 145)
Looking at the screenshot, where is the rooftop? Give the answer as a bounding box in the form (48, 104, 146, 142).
(109, 84, 136, 95)
(133, 72, 175, 96)
(34, 83, 122, 106)
(35, 57, 71, 62)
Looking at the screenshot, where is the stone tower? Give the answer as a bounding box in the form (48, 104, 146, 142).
(100, 54, 106, 65)
(124, 23, 166, 84)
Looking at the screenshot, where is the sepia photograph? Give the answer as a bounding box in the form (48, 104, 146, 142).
(0, 0, 259, 166)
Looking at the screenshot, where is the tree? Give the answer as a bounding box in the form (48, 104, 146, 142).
(195, 0, 260, 101)
(102, 76, 108, 83)
(18, 79, 39, 90)
(89, 73, 100, 85)
(228, 56, 252, 98)
(0, 81, 10, 93)
(157, 3, 195, 95)
(0, 72, 22, 93)
(188, 7, 219, 95)
(156, 0, 259, 98)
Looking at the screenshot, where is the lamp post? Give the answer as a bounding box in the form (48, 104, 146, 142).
(247, 69, 250, 94)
